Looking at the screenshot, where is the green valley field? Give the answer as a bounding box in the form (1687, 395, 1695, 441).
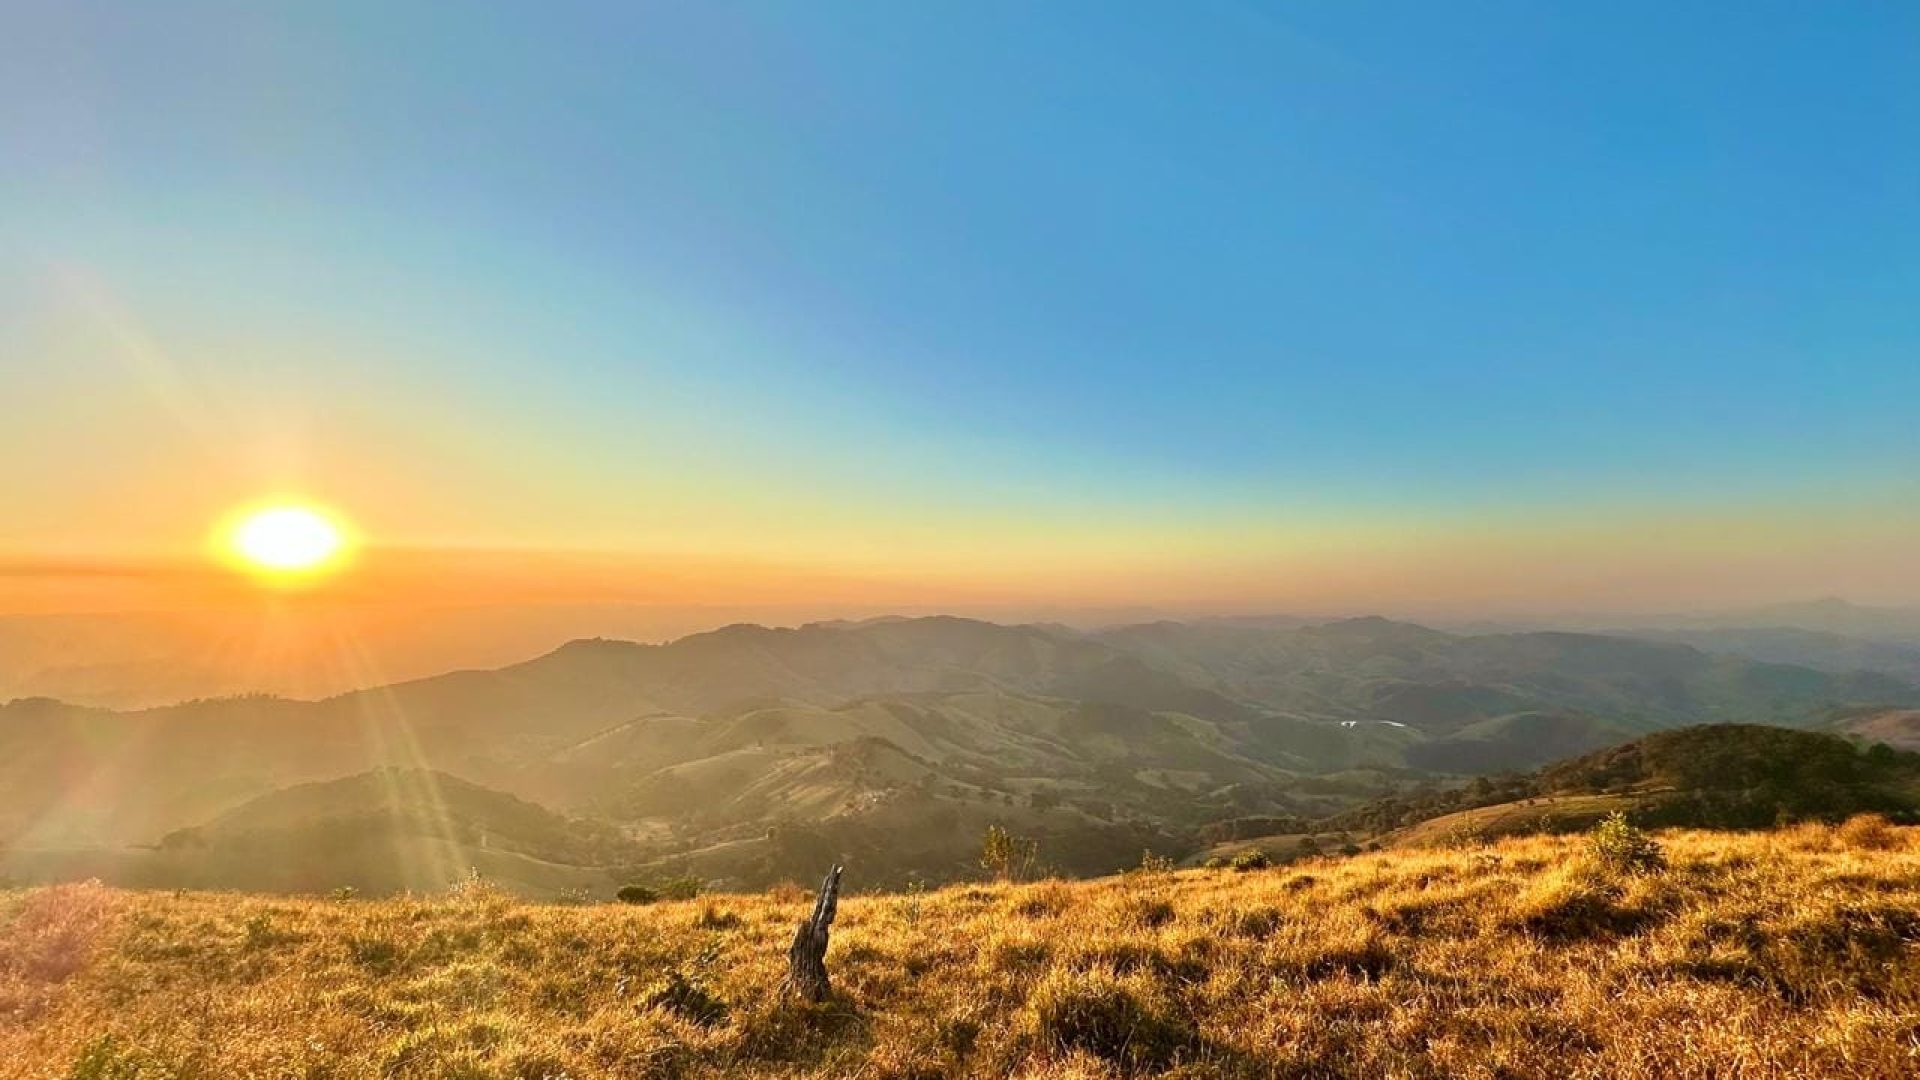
(5, 823, 1919, 1079)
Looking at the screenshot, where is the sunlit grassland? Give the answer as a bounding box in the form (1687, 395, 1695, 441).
(1383, 792, 1644, 848)
(4, 824, 1918, 1079)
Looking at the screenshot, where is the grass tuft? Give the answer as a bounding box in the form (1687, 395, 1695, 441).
(1837, 813, 1905, 852)
(641, 970, 728, 1028)
(1026, 966, 1198, 1068)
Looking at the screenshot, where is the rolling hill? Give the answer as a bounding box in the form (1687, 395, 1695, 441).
(1826, 706, 1920, 751)
(3, 616, 1916, 892)
(1321, 724, 1920, 849)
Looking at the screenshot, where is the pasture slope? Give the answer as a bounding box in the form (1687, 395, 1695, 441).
(5, 822, 1920, 1079)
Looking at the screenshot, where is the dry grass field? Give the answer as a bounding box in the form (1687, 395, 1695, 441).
(4, 822, 1919, 1079)
(1381, 792, 1644, 849)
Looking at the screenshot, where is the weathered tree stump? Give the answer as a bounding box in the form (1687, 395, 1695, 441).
(783, 864, 842, 1002)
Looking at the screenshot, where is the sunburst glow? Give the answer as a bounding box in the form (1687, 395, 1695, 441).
(226, 505, 349, 575)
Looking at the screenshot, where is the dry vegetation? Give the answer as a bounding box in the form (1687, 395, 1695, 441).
(4, 822, 1919, 1079)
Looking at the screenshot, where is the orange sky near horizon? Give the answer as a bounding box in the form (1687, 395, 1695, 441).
(5, 491, 1918, 622)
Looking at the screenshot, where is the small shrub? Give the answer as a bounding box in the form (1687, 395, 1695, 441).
(616, 884, 659, 905)
(902, 878, 928, 928)
(447, 869, 506, 902)
(657, 875, 705, 901)
(1230, 850, 1272, 872)
(1587, 812, 1665, 875)
(1132, 850, 1177, 876)
(241, 911, 288, 948)
(981, 825, 1038, 882)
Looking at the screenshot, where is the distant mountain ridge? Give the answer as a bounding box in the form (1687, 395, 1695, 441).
(1447, 598, 1920, 650)
(4, 614, 1917, 891)
(9, 597, 1920, 709)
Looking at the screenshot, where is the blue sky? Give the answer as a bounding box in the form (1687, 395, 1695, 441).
(3, 2, 1917, 610)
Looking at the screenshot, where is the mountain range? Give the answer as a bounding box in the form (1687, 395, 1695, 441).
(10, 598, 1920, 709)
(4, 613, 1917, 893)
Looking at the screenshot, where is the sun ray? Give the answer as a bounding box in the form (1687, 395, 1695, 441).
(325, 623, 470, 892)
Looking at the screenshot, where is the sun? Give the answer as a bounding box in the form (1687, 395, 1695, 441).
(222, 504, 351, 577)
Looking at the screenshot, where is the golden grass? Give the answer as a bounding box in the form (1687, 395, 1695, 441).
(4, 824, 1919, 1079)
(1384, 792, 1641, 849)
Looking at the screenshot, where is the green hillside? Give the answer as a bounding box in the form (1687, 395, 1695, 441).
(1325, 725, 1920, 847)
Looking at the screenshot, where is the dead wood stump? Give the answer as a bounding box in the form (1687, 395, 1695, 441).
(783, 864, 842, 1002)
